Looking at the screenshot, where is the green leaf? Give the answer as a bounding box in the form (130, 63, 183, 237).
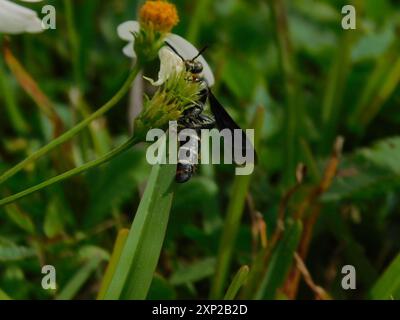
(352, 29, 394, 62)
(4, 204, 35, 234)
(322, 162, 400, 202)
(323, 137, 400, 202)
(360, 137, 400, 175)
(224, 265, 249, 300)
(256, 220, 302, 300)
(0, 244, 37, 262)
(290, 15, 336, 54)
(370, 253, 400, 300)
(292, 0, 340, 23)
(44, 196, 68, 238)
(104, 138, 176, 300)
(170, 257, 216, 286)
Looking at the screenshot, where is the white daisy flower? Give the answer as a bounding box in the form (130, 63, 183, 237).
(117, 21, 215, 87)
(0, 0, 43, 34)
(144, 46, 185, 86)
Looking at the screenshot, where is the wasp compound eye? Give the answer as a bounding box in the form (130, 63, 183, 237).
(192, 61, 203, 74)
(185, 61, 203, 74)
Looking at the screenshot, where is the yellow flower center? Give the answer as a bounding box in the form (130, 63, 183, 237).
(139, 0, 179, 33)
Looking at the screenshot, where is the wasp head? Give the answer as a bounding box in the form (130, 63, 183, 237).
(185, 60, 203, 74)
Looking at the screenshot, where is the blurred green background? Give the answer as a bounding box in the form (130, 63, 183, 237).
(1, 0, 400, 300)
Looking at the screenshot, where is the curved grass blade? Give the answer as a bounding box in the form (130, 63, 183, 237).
(104, 137, 176, 299)
(56, 256, 103, 300)
(97, 229, 129, 300)
(210, 107, 264, 299)
(370, 253, 400, 300)
(224, 265, 249, 300)
(256, 219, 302, 300)
(0, 288, 11, 300)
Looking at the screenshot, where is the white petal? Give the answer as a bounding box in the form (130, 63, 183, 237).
(122, 43, 136, 59)
(0, 0, 43, 34)
(166, 33, 215, 87)
(146, 47, 185, 86)
(26, 16, 43, 33)
(0, 0, 37, 17)
(117, 20, 139, 41)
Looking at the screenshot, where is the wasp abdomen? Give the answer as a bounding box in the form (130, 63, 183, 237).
(175, 131, 199, 183)
(175, 163, 194, 183)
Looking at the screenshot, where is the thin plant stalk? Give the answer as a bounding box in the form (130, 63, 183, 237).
(0, 65, 140, 185)
(210, 107, 265, 299)
(268, 0, 299, 186)
(0, 137, 138, 207)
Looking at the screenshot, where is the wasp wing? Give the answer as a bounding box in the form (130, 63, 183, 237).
(208, 90, 257, 164)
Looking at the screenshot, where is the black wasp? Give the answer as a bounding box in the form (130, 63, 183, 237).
(164, 42, 256, 183)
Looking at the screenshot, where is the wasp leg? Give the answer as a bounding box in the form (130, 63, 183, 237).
(183, 105, 203, 118)
(200, 114, 216, 129)
(187, 114, 215, 130)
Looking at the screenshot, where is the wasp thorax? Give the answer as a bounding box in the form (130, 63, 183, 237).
(185, 60, 203, 74)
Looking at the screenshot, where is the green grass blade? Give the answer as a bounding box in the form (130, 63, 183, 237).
(104, 139, 176, 300)
(224, 265, 249, 300)
(256, 220, 302, 300)
(186, 0, 213, 44)
(97, 229, 129, 300)
(56, 256, 103, 300)
(269, 0, 300, 185)
(4, 203, 35, 234)
(321, 31, 354, 148)
(348, 41, 400, 131)
(210, 107, 264, 299)
(0, 57, 29, 135)
(370, 253, 400, 300)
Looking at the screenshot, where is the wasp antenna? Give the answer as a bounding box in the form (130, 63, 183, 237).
(191, 45, 208, 61)
(164, 41, 185, 61)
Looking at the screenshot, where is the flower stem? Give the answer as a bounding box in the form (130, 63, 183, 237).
(0, 65, 140, 186)
(0, 136, 138, 207)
